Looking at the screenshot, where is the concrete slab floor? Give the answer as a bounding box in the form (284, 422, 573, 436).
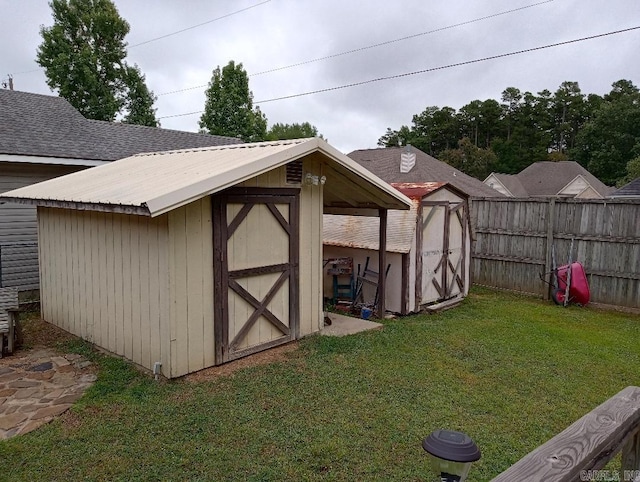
(321, 312, 383, 337)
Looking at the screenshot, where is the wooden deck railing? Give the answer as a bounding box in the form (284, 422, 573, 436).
(492, 386, 640, 482)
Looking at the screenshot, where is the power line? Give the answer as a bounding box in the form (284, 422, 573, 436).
(129, 0, 271, 48)
(7, 68, 41, 76)
(157, 0, 555, 96)
(8, 1, 272, 76)
(252, 0, 555, 76)
(157, 26, 640, 120)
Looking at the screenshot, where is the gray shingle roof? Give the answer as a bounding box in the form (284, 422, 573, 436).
(491, 173, 528, 197)
(610, 177, 640, 198)
(516, 161, 613, 197)
(347, 147, 503, 198)
(0, 89, 240, 161)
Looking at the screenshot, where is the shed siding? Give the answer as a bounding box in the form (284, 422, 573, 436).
(1, 162, 83, 289)
(238, 161, 323, 337)
(38, 207, 172, 376)
(167, 198, 215, 378)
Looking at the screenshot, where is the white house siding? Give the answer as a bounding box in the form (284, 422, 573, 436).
(558, 175, 602, 198)
(484, 174, 512, 197)
(1, 162, 83, 289)
(575, 185, 602, 199)
(37, 207, 172, 376)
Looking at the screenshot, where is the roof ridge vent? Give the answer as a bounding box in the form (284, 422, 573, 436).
(400, 144, 416, 173)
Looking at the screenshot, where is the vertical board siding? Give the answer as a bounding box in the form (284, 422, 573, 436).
(167, 198, 215, 378)
(37, 207, 171, 375)
(472, 198, 640, 308)
(238, 162, 322, 337)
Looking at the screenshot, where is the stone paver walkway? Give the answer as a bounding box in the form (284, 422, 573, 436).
(0, 349, 97, 439)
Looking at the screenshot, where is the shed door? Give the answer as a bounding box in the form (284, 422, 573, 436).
(213, 188, 299, 365)
(420, 201, 467, 304)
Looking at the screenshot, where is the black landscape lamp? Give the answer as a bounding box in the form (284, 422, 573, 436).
(422, 429, 481, 482)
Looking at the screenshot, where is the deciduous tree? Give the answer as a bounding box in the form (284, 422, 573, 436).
(37, 0, 158, 125)
(122, 65, 158, 127)
(266, 122, 322, 140)
(439, 137, 497, 180)
(199, 61, 267, 142)
(573, 80, 640, 185)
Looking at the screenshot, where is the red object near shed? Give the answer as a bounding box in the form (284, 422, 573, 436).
(553, 262, 591, 306)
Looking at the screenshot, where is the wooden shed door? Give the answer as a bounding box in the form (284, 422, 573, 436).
(213, 188, 299, 365)
(420, 201, 467, 304)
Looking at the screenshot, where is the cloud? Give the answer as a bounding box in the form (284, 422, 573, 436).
(3, 0, 639, 153)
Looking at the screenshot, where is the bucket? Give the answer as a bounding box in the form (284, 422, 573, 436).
(361, 307, 372, 320)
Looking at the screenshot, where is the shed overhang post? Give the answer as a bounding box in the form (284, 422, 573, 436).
(378, 208, 387, 317)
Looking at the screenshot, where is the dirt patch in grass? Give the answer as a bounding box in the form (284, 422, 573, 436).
(17, 312, 77, 351)
(184, 341, 301, 382)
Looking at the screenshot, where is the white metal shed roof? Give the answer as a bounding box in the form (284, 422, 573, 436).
(323, 200, 419, 253)
(0, 138, 411, 217)
(322, 182, 464, 253)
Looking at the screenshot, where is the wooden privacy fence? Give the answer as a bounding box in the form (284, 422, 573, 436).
(471, 198, 640, 309)
(492, 386, 640, 481)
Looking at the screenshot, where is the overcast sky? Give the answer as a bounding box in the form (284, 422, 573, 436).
(2, 0, 639, 153)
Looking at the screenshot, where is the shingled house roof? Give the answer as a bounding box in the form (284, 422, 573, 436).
(347, 146, 502, 198)
(516, 161, 613, 197)
(610, 178, 640, 198)
(0, 89, 239, 162)
(488, 173, 528, 197)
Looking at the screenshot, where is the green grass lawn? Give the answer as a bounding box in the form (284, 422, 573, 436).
(1, 287, 639, 481)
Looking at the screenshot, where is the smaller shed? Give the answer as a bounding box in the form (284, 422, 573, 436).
(323, 182, 471, 314)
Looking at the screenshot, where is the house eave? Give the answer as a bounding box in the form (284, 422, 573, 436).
(0, 153, 109, 167)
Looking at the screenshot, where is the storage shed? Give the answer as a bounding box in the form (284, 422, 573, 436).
(0, 138, 411, 377)
(323, 182, 471, 314)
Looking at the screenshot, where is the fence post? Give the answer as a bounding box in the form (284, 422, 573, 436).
(543, 198, 556, 300)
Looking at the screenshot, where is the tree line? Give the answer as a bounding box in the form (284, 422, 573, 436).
(378, 80, 640, 186)
(36, 0, 321, 142)
(35, 1, 639, 187)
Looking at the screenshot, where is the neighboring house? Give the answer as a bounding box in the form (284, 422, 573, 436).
(483, 173, 528, 197)
(0, 89, 239, 289)
(347, 146, 504, 198)
(484, 161, 614, 199)
(0, 138, 411, 376)
(609, 178, 640, 198)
